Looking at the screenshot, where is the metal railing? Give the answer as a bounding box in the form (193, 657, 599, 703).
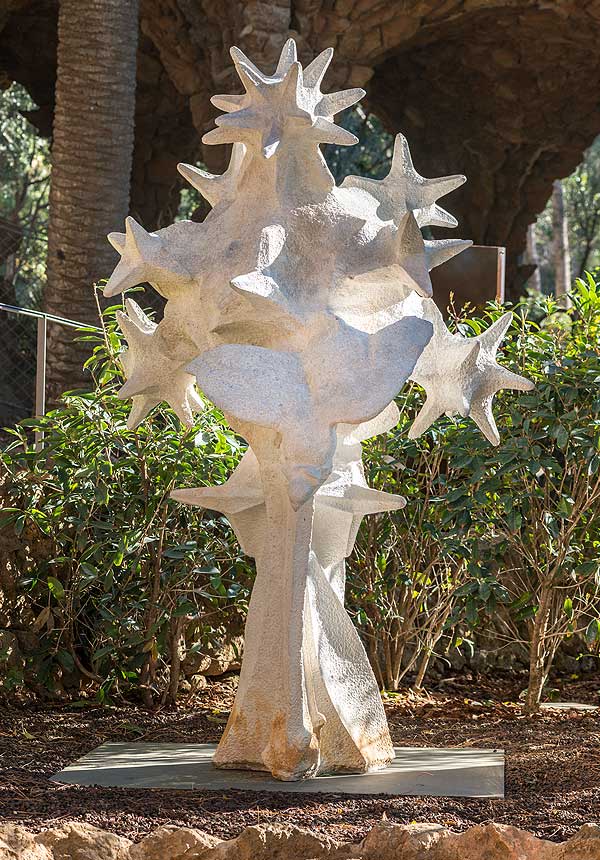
(0, 302, 97, 447)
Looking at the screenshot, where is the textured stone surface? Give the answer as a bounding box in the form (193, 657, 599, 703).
(1, 822, 598, 859)
(104, 39, 531, 781)
(407, 299, 533, 445)
(0, 824, 52, 860)
(180, 634, 243, 678)
(205, 824, 340, 859)
(3, 1, 600, 292)
(128, 826, 220, 860)
(35, 822, 132, 860)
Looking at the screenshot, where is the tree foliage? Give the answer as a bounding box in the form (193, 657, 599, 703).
(0, 83, 50, 306)
(534, 136, 600, 292)
(348, 278, 600, 709)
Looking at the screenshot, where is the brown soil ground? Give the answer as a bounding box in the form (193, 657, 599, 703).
(0, 674, 598, 844)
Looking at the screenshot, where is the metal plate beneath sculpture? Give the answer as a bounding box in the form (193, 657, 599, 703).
(52, 743, 504, 798)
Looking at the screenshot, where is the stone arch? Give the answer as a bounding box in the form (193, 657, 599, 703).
(365, 3, 600, 295)
(2, 0, 600, 293)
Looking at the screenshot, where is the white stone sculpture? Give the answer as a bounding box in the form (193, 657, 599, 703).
(105, 40, 533, 781)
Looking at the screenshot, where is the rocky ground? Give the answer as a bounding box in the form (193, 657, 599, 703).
(3, 820, 600, 860)
(0, 675, 598, 844)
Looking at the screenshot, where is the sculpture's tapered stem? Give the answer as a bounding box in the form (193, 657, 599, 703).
(214, 439, 320, 779)
(213, 431, 395, 779)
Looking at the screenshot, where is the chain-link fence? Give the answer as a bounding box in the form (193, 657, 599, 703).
(0, 302, 93, 443)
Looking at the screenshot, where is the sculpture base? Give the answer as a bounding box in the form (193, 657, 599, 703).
(52, 742, 504, 797)
(212, 756, 388, 780)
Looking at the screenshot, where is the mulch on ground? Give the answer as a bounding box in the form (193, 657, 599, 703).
(0, 674, 598, 843)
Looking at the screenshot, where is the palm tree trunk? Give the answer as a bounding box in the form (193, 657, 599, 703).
(45, 0, 139, 403)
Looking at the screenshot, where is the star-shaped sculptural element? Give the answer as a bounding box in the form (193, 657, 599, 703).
(187, 308, 432, 508)
(105, 217, 194, 299)
(342, 133, 465, 230)
(394, 211, 472, 299)
(315, 468, 406, 515)
(310, 402, 405, 600)
(408, 303, 534, 445)
(203, 38, 364, 157)
(178, 143, 247, 209)
(172, 449, 265, 558)
(171, 401, 405, 564)
(325, 211, 472, 329)
(116, 299, 204, 429)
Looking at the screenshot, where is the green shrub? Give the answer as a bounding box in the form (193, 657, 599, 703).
(347, 276, 600, 710)
(2, 281, 600, 712)
(0, 303, 251, 705)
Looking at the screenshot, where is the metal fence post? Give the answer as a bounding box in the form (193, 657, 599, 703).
(0, 303, 100, 437)
(35, 314, 47, 451)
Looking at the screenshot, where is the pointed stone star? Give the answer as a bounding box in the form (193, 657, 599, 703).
(328, 403, 403, 560)
(203, 39, 363, 156)
(409, 307, 534, 445)
(105, 216, 193, 299)
(210, 39, 365, 123)
(172, 449, 264, 557)
(396, 212, 472, 297)
(172, 403, 406, 561)
(332, 212, 472, 312)
(171, 449, 263, 516)
(425, 237, 473, 270)
(299, 43, 365, 120)
(342, 133, 466, 229)
(225, 224, 304, 328)
(178, 143, 247, 209)
(316, 470, 406, 515)
(212, 223, 304, 335)
(116, 299, 203, 430)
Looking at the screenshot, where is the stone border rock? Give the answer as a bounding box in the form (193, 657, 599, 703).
(1, 820, 598, 859)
